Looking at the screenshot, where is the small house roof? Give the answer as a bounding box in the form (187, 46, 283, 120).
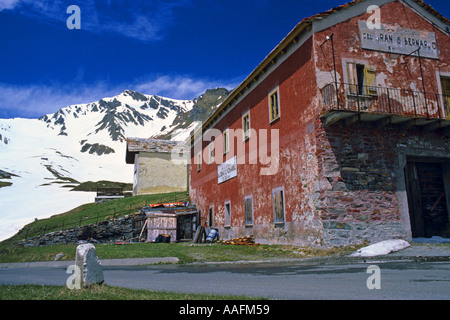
(140, 204, 198, 217)
(125, 138, 184, 164)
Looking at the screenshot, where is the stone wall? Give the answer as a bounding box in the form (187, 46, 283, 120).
(18, 214, 146, 247)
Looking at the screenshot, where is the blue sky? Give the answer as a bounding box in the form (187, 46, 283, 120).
(0, 0, 448, 118)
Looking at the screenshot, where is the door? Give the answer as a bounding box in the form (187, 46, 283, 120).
(405, 162, 425, 237)
(177, 214, 194, 241)
(405, 161, 450, 238)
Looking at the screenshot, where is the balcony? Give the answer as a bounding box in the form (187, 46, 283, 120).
(320, 83, 450, 132)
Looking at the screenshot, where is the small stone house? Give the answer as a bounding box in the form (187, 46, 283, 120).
(125, 138, 188, 196)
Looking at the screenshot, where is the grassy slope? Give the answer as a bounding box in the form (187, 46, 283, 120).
(8, 191, 189, 241)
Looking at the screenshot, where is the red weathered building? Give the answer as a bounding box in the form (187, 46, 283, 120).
(189, 0, 450, 246)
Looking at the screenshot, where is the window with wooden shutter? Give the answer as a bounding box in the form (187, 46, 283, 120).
(268, 88, 280, 123)
(242, 111, 250, 141)
(440, 76, 450, 119)
(223, 128, 229, 154)
(347, 62, 358, 95)
(364, 66, 377, 96)
(346, 62, 377, 96)
(224, 201, 231, 227)
(208, 142, 214, 164)
(272, 187, 285, 225)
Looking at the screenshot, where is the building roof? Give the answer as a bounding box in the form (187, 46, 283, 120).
(192, 0, 449, 142)
(140, 204, 198, 217)
(125, 138, 184, 164)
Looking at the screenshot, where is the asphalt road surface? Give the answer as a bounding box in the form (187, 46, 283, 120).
(1, 260, 449, 299)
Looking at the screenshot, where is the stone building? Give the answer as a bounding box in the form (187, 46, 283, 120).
(189, 0, 450, 247)
(126, 138, 188, 196)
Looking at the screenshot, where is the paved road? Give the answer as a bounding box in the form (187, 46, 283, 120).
(1, 259, 449, 299)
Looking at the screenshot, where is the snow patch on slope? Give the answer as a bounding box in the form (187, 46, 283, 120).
(0, 90, 196, 241)
(350, 239, 410, 257)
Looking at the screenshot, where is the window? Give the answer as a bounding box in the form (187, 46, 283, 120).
(208, 142, 214, 164)
(208, 206, 214, 227)
(268, 88, 280, 122)
(272, 187, 285, 225)
(224, 201, 231, 227)
(197, 152, 202, 172)
(223, 128, 229, 154)
(440, 76, 450, 119)
(242, 111, 251, 141)
(346, 62, 377, 96)
(244, 196, 253, 226)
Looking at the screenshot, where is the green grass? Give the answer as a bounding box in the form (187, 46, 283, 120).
(0, 284, 263, 300)
(0, 241, 363, 264)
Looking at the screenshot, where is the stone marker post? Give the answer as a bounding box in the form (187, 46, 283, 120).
(75, 243, 104, 287)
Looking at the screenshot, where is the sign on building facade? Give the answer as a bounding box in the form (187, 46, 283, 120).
(218, 156, 237, 184)
(359, 21, 439, 59)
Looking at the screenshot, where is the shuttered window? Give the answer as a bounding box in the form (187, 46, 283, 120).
(347, 62, 359, 95)
(242, 111, 250, 141)
(346, 62, 377, 96)
(208, 142, 214, 164)
(268, 88, 280, 123)
(272, 187, 285, 225)
(364, 66, 377, 95)
(224, 201, 231, 227)
(440, 76, 450, 119)
(223, 128, 229, 154)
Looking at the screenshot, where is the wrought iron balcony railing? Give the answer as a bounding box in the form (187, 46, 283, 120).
(320, 82, 450, 120)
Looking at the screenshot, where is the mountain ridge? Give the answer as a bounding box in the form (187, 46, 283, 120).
(0, 87, 230, 241)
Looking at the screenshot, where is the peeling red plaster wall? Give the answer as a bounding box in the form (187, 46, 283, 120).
(314, 1, 450, 96)
(190, 37, 322, 246)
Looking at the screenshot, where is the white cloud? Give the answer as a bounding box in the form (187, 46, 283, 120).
(102, 14, 162, 42)
(0, 75, 239, 118)
(3, 0, 192, 42)
(0, 82, 117, 118)
(135, 75, 238, 100)
(0, 0, 20, 11)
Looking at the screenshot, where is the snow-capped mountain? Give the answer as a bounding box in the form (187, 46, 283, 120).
(0, 88, 229, 241)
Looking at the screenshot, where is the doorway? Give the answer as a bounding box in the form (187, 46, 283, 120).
(404, 160, 450, 238)
(177, 214, 194, 241)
